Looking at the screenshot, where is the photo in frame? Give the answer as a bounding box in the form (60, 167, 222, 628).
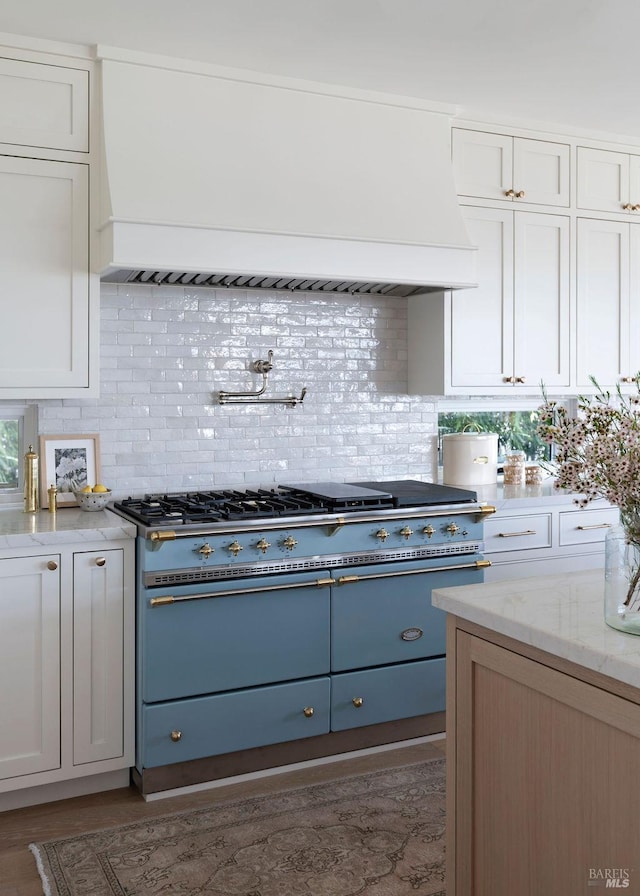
(39, 434, 101, 508)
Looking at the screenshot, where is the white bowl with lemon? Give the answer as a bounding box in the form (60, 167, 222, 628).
(74, 483, 112, 511)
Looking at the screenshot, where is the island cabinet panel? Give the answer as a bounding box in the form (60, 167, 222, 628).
(450, 628, 640, 895)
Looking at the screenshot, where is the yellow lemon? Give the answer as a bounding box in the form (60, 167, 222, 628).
(81, 485, 93, 493)
(92, 484, 109, 493)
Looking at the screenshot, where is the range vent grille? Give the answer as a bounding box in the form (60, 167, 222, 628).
(101, 269, 437, 298)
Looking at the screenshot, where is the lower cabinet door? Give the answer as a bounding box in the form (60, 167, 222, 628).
(330, 658, 446, 731)
(0, 555, 60, 781)
(141, 677, 330, 768)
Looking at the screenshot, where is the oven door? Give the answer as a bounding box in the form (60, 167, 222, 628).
(331, 553, 486, 671)
(140, 569, 332, 703)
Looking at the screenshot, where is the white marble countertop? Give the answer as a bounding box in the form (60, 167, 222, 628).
(432, 569, 640, 690)
(0, 507, 136, 549)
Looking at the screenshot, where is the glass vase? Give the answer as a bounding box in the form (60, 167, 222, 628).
(604, 524, 640, 634)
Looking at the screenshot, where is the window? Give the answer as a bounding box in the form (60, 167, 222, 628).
(437, 399, 573, 468)
(0, 405, 38, 506)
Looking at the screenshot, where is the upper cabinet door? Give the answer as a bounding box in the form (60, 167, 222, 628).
(450, 206, 514, 389)
(576, 147, 640, 215)
(0, 57, 88, 153)
(0, 156, 91, 396)
(452, 129, 570, 207)
(513, 212, 570, 388)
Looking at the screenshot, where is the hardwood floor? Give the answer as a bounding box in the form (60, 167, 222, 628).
(0, 738, 445, 896)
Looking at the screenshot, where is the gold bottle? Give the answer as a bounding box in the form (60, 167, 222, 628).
(48, 484, 58, 514)
(24, 444, 39, 513)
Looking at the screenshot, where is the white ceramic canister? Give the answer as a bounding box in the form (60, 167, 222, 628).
(442, 432, 499, 486)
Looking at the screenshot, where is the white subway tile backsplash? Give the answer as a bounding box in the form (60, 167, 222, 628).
(36, 285, 439, 496)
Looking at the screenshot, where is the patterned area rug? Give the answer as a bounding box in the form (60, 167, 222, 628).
(30, 758, 445, 896)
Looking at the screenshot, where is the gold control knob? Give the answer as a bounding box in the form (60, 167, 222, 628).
(283, 536, 298, 551)
(197, 543, 214, 558)
(170, 730, 182, 742)
(256, 538, 272, 554)
(352, 697, 364, 708)
(423, 525, 435, 538)
(446, 522, 460, 535)
(303, 706, 314, 718)
(95, 557, 106, 567)
(504, 188, 515, 198)
(228, 541, 244, 557)
(399, 526, 414, 540)
(375, 528, 389, 542)
(47, 560, 58, 571)
(515, 190, 525, 199)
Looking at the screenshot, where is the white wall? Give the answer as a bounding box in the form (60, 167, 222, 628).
(37, 284, 439, 496)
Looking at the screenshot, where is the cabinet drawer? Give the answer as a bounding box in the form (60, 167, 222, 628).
(0, 57, 88, 152)
(331, 658, 445, 731)
(484, 513, 552, 553)
(559, 507, 619, 546)
(141, 677, 330, 768)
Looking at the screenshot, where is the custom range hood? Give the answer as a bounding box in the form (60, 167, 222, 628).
(96, 49, 477, 297)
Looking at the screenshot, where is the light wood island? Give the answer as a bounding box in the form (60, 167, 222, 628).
(433, 570, 640, 895)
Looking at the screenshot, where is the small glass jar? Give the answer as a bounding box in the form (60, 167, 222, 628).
(525, 464, 542, 486)
(503, 451, 525, 485)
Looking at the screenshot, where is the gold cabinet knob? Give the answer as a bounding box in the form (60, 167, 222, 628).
(375, 528, 389, 542)
(503, 375, 517, 383)
(423, 525, 435, 538)
(621, 376, 636, 383)
(283, 536, 298, 551)
(515, 190, 525, 199)
(634, 205, 640, 212)
(95, 557, 106, 567)
(399, 526, 414, 540)
(170, 730, 182, 742)
(227, 540, 243, 557)
(256, 538, 272, 554)
(504, 188, 515, 198)
(446, 522, 460, 535)
(303, 706, 314, 718)
(47, 560, 58, 571)
(197, 543, 214, 558)
(352, 697, 364, 708)
(623, 203, 634, 210)
(515, 375, 526, 384)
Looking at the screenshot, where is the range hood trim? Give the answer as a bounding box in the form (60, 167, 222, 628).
(98, 220, 478, 296)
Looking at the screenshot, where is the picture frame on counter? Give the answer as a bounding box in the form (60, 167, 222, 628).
(39, 433, 101, 508)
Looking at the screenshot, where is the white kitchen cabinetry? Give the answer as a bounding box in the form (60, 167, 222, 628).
(576, 217, 640, 388)
(452, 129, 570, 207)
(483, 502, 619, 581)
(577, 146, 640, 215)
(0, 555, 61, 780)
(0, 49, 96, 399)
(408, 206, 570, 395)
(0, 533, 134, 806)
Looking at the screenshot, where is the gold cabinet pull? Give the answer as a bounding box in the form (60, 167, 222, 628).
(170, 730, 182, 742)
(623, 203, 634, 210)
(515, 375, 526, 384)
(621, 376, 636, 383)
(577, 522, 613, 530)
(515, 190, 525, 199)
(504, 188, 515, 198)
(504, 375, 517, 383)
(352, 697, 364, 708)
(47, 560, 58, 571)
(95, 557, 106, 567)
(303, 707, 314, 718)
(497, 529, 536, 538)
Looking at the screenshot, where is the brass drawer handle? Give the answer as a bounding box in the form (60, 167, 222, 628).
(95, 557, 106, 567)
(303, 707, 314, 718)
(352, 697, 364, 708)
(497, 530, 537, 538)
(47, 560, 58, 571)
(170, 730, 182, 742)
(576, 523, 613, 530)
